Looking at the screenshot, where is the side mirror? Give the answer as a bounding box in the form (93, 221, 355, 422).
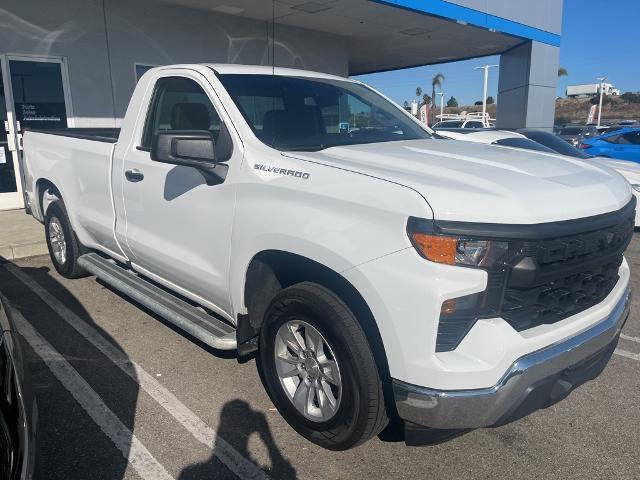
(151, 130, 219, 168)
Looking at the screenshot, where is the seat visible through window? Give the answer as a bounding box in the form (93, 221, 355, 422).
(141, 76, 222, 149)
(170, 103, 211, 130)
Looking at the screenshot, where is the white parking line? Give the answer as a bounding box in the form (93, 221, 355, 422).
(3, 263, 270, 480)
(3, 300, 174, 480)
(620, 333, 640, 344)
(614, 349, 640, 361)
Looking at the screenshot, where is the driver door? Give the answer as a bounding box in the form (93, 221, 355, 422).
(120, 73, 238, 319)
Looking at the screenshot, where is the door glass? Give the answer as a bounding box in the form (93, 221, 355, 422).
(9, 60, 68, 131)
(0, 66, 17, 194)
(141, 76, 222, 149)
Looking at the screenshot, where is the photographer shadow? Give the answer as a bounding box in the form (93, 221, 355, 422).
(179, 398, 297, 479)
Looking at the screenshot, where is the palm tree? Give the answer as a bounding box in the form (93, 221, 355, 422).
(415, 87, 423, 103)
(431, 73, 444, 112)
(558, 67, 568, 77)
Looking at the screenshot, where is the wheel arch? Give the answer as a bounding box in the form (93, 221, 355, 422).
(241, 250, 393, 395)
(34, 178, 62, 220)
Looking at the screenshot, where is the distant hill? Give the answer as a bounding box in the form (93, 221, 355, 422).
(554, 97, 640, 125)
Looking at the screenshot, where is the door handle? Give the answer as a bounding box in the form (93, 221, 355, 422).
(125, 169, 144, 182)
(614, 147, 624, 151)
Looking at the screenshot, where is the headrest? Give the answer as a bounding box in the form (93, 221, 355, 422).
(170, 103, 210, 130)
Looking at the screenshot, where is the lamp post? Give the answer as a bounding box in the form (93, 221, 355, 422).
(438, 92, 445, 120)
(596, 76, 606, 128)
(475, 64, 498, 118)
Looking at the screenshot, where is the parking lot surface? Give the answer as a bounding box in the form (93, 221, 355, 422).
(1, 238, 639, 480)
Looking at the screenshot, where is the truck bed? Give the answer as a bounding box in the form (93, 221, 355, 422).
(27, 128, 121, 143)
(22, 128, 121, 257)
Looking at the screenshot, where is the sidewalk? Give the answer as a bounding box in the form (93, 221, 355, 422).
(0, 209, 48, 261)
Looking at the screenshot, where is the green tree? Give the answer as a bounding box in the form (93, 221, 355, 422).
(415, 87, 423, 102)
(403, 100, 409, 108)
(422, 94, 431, 106)
(557, 67, 568, 77)
(486, 96, 495, 105)
(446, 96, 458, 108)
(431, 73, 445, 112)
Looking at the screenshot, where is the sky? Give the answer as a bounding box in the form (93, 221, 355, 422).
(353, 0, 640, 107)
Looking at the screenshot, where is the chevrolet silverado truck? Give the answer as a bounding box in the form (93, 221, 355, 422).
(21, 64, 633, 450)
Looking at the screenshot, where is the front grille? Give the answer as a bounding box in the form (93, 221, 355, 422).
(500, 214, 633, 331)
(431, 199, 635, 352)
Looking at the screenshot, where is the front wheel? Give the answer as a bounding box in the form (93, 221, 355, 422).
(258, 282, 388, 450)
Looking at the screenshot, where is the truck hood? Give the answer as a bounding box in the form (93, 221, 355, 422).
(284, 139, 632, 224)
(593, 157, 640, 184)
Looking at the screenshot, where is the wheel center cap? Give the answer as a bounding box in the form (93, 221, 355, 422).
(304, 358, 320, 378)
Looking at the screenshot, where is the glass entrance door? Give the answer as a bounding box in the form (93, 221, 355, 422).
(0, 59, 21, 210)
(0, 56, 72, 210)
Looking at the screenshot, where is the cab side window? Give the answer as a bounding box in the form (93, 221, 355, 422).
(141, 76, 221, 149)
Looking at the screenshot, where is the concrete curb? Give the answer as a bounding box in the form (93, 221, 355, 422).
(0, 242, 48, 261)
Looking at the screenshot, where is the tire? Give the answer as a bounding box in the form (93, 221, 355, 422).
(44, 200, 86, 278)
(258, 282, 388, 450)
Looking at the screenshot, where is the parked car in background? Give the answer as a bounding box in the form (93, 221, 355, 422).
(580, 128, 640, 162)
(432, 112, 493, 129)
(0, 296, 36, 480)
(556, 125, 598, 147)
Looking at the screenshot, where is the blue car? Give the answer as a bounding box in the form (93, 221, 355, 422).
(580, 127, 640, 162)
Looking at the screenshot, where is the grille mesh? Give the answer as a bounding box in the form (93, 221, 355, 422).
(501, 217, 633, 331)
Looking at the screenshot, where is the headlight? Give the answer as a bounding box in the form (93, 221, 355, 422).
(407, 216, 513, 351)
(631, 184, 640, 193)
(408, 232, 509, 268)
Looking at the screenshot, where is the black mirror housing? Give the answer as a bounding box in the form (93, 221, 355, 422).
(151, 130, 218, 168)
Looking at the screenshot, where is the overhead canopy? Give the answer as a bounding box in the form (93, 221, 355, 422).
(159, 0, 560, 74)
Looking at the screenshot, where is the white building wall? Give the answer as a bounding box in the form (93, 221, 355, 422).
(0, 0, 349, 127)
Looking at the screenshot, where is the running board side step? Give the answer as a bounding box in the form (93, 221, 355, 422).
(78, 253, 237, 350)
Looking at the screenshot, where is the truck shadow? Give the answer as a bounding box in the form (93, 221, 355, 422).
(0, 259, 138, 480)
(179, 398, 297, 480)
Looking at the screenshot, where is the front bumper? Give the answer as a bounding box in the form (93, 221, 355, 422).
(393, 287, 630, 429)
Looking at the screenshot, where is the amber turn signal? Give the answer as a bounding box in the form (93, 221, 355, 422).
(409, 233, 457, 265)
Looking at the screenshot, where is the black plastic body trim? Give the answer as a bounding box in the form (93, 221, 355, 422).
(26, 128, 120, 144)
(408, 196, 636, 240)
(236, 313, 259, 360)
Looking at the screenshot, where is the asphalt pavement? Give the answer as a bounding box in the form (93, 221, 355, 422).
(0, 237, 639, 480)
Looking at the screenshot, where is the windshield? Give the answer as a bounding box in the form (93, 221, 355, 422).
(520, 130, 592, 159)
(218, 74, 431, 151)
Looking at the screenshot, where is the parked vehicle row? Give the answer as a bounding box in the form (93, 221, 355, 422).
(556, 125, 599, 147)
(432, 112, 494, 129)
(22, 64, 633, 450)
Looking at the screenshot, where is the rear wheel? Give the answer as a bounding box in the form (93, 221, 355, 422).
(44, 200, 86, 278)
(258, 282, 388, 450)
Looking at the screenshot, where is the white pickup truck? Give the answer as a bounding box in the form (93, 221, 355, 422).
(22, 64, 633, 450)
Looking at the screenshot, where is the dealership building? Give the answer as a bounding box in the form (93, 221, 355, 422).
(0, 0, 563, 211)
